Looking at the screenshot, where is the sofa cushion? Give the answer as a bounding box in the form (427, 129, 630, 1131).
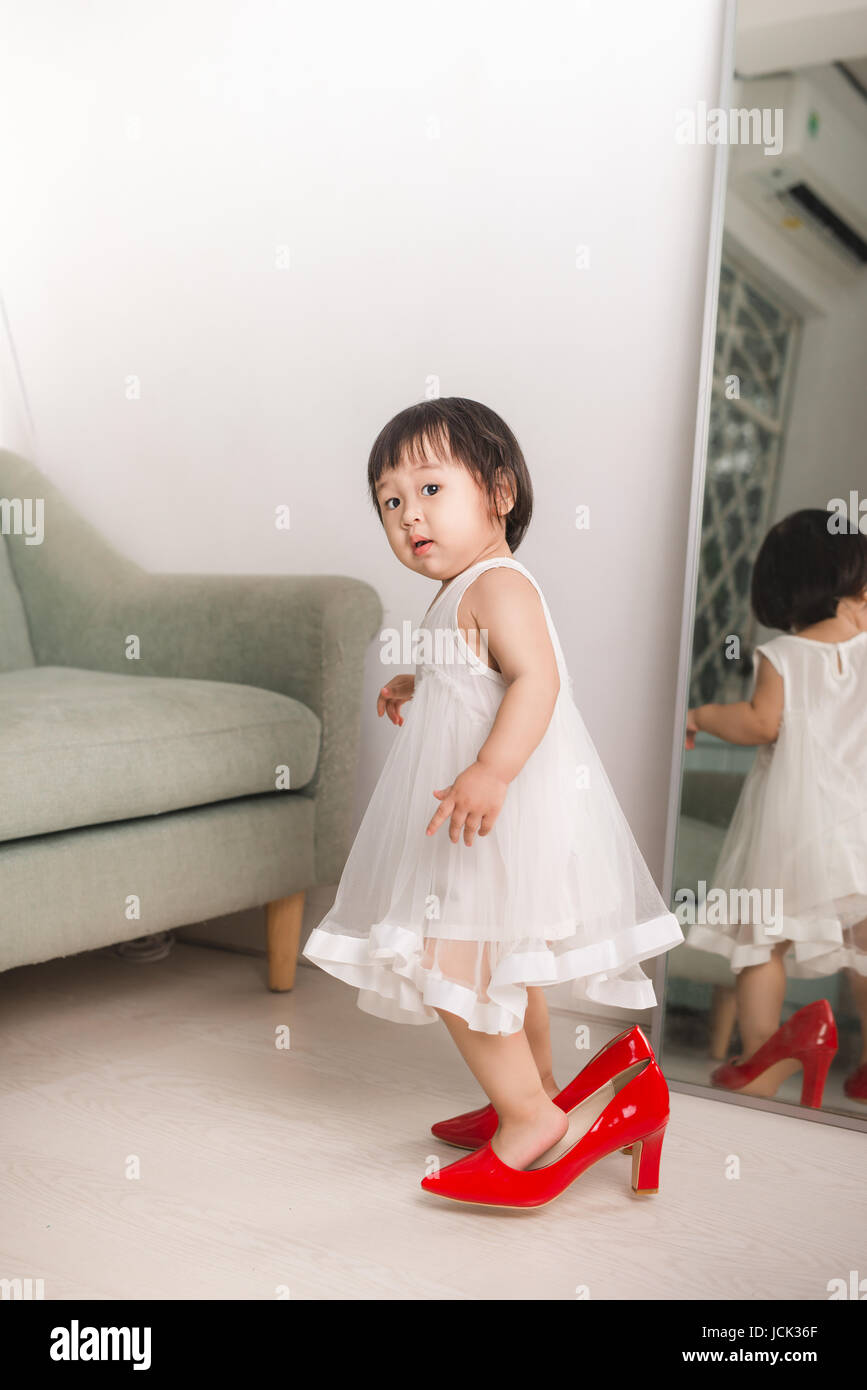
(0, 533, 36, 671)
(0, 666, 321, 842)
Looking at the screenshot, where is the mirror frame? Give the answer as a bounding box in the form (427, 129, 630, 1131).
(650, 0, 867, 1134)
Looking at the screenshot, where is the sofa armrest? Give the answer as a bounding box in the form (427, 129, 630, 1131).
(0, 449, 383, 885)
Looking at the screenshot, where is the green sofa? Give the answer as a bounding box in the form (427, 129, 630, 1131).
(0, 450, 382, 988)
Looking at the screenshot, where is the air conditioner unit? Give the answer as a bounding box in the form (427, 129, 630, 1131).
(728, 72, 867, 279)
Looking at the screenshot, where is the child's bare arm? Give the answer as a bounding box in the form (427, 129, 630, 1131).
(689, 652, 783, 746)
(468, 568, 560, 781)
(425, 569, 560, 845)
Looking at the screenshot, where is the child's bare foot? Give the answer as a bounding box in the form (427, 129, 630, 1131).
(541, 1074, 560, 1100)
(726, 1043, 803, 1098)
(490, 1094, 569, 1170)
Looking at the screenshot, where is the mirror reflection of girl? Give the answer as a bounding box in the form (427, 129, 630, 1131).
(685, 510, 867, 1102)
(303, 397, 684, 1193)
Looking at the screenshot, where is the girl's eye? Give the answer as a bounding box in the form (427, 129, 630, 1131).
(383, 484, 439, 509)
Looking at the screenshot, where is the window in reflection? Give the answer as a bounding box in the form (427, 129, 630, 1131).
(690, 261, 801, 709)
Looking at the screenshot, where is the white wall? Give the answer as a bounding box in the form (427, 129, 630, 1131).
(736, 0, 867, 74)
(724, 190, 867, 513)
(722, 65, 867, 650)
(0, 1, 730, 924)
(774, 283, 867, 520)
(723, 56, 867, 528)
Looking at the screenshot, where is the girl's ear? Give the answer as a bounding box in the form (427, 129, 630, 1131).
(494, 467, 515, 517)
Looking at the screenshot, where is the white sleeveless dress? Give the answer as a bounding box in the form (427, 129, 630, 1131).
(302, 557, 684, 1034)
(685, 630, 867, 977)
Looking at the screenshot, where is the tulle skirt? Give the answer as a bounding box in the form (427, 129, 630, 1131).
(303, 660, 683, 1034)
(684, 728, 867, 978)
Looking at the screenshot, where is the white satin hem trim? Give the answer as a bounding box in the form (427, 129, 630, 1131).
(302, 912, 684, 1035)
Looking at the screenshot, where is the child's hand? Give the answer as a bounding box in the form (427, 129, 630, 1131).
(685, 707, 701, 750)
(377, 674, 415, 726)
(426, 761, 509, 846)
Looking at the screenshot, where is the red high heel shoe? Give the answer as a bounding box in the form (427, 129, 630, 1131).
(431, 1024, 653, 1154)
(844, 1064, 867, 1102)
(420, 1054, 670, 1209)
(711, 999, 838, 1108)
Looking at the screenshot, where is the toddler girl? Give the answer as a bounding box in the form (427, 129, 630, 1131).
(303, 397, 684, 1181)
(685, 509, 867, 1101)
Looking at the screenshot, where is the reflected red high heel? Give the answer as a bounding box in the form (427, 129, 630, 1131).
(844, 1063, 867, 1102)
(421, 1053, 669, 1209)
(711, 999, 838, 1108)
(431, 1024, 653, 1154)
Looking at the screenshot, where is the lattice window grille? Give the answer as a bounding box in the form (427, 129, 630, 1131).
(689, 258, 802, 708)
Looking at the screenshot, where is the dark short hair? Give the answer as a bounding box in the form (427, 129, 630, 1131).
(751, 508, 867, 631)
(366, 397, 533, 552)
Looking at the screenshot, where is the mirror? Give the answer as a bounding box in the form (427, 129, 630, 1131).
(660, 51, 867, 1125)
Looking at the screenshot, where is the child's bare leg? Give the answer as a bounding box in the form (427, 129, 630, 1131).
(434, 1006, 568, 1169)
(524, 986, 560, 1097)
(846, 915, 867, 1065)
(847, 969, 867, 1065)
(736, 939, 788, 1051)
(730, 939, 803, 1097)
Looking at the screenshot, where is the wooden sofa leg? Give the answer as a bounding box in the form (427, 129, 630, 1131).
(266, 891, 306, 991)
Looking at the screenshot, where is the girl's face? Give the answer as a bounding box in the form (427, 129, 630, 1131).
(375, 446, 513, 581)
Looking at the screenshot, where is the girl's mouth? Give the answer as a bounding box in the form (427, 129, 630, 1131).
(413, 539, 433, 554)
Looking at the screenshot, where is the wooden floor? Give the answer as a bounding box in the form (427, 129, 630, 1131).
(0, 941, 863, 1301)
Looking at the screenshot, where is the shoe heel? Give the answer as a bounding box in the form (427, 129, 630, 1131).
(799, 1048, 834, 1108)
(630, 1123, 666, 1193)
